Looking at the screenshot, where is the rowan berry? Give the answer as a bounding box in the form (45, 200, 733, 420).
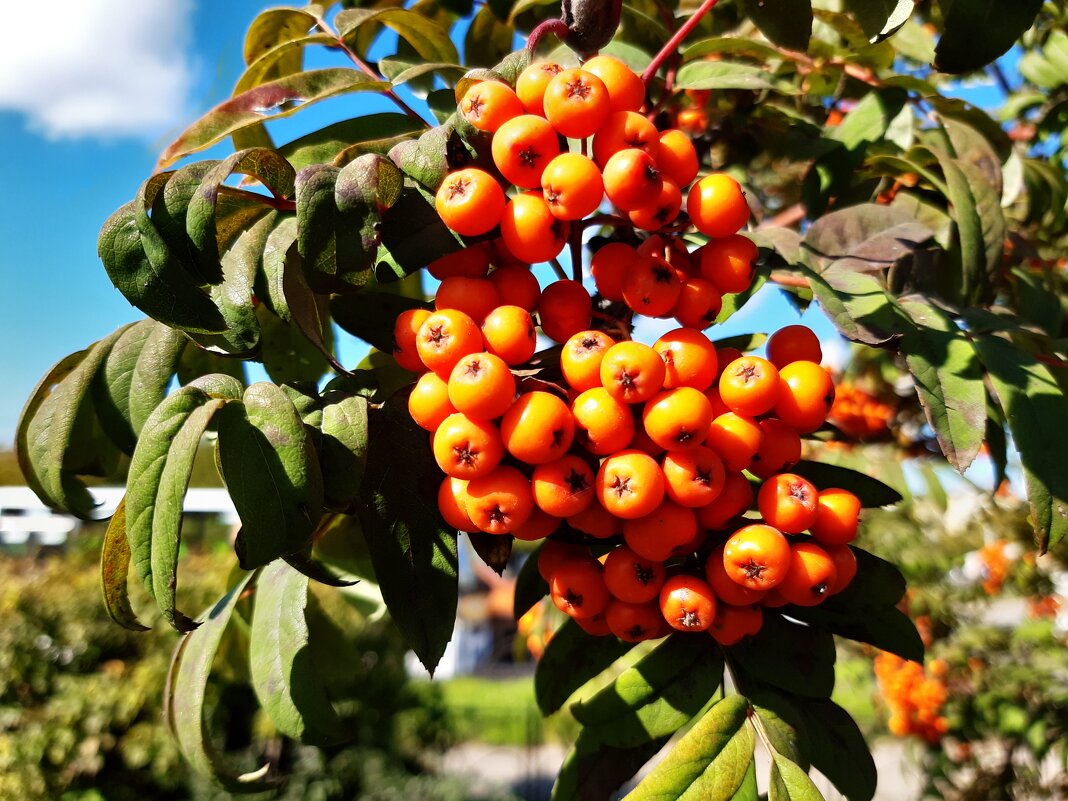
(550, 556, 610, 619)
(448, 352, 516, 420)
(718, 355, 780, 417)
(757, 473, 819, 534)
(656, 129, 699, 188)
(696, 470, 753, 530)
(775, 361, 836, 432)
(500, 391, 574, 464)
(592, 110, 659, 166)
(435, 168, 506, 236)
(591, 241, 638, 302)
(393, 308, 432, 372)
(512, 507, 563, 541)
(749, 418, 802, 479)
(654, 327, 718, 390)
(491, 115, 561, 188)
(622, 499, 697, 561)
(560, 330, 614, 391)
(438, 476, 476, 532)
(699, 235, 758, 293)
(571, 387, 635, 455)
(600, 341, 668, 404)
(515, 61, 563, 116)
(602, 148, 663, 212)
(705, 412, 762, 472)
(622, 255, 682, 317)
(766, 324, 823, 369)
(537, 539, 586, 582)
(603, 545, 666, 604)
(408, 371, 457, 431)
(662, 446, 726, 508)
(432, 412, 504, 479)
(628, 180, 682, 231)
(567, 500, 623, 539)
(538, 279, 592, 343)
(481, 305, 537, 365)
(500, 192, 569, 265)
(605, 599, 665, 642)
(671, 277, 723, 330)
(460, 80, 524, 133)
(428, 245, 490, 280)
(709, 603, 763, 645)
(596, 449, 666, 520)
(435, 276, 500, 323)
(582, 54, 645, 113)
(687, 174, 751, 238)
(705, 546, 767, 606)
(825, 544, 858, 594)
(722, 524, 792, 592)
(659, 575, 717, 632)
(811, 488, 861, 546)
(776, 542, 837, 607)
(543, 68, 612, 138)
(416, 309, 483, 376)
(642, 387, 713, 451)
(531, 454, 596, 517)
(488, 265, 542, 312)
(541, 152, 604, 221)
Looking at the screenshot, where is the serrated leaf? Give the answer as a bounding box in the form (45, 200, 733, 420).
(770, 753, 824, 801)
(279, 114, 425, 171)
(624, 695, 755, 801)
(573, 634, 724, 748)
(897, 297, 986, 472)
(805, 267, 905, 346)
(337, 7, 458, 64)
(158, 69, 390, 168)
(388, 123, 454, 189)
(934, 0, 1043, 73)
(791, 698, 876, 801)
(101, 497, 151, 632)
(535, 618, 634, 716)
(250, 560, 346, 744)
(674, 60, 776, 91)
(552, 728, 668, 801)
(356, 393, 458, 674)
(330, 290, 428, 352)
(731, 614, 835, 698)
(739, 0, 812, 51)
(320, 393, 369, 508)
(18, 326, 129, 518)
(171, 573, 277, 792)
(787, 602, 924, 662)
(789, 460, 902, 507)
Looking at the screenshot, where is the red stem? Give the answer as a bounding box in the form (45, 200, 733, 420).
(642, 0, 720, 87)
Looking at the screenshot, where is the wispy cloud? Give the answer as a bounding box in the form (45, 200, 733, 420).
(0, 0, 196, 139)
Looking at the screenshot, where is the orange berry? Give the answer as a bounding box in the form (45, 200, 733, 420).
(705, 387, 730, 418)
(531, 454, 596, 517)
(600, 341, 668, 404)
(662, 446, 726, 507)
(393, 308, 432, 372)
(596, 449, 666, 520)
(776, 542, 837, 607)
(460, 80, 524, 132)
(432, 412, 505, 479)
(537, 539, 586, 582)
(603, 546, 665, 604)
(561, 330, 615, 391)
(687, 173, 751, 238)
(567, 500, 623, 539)
(512, 507, 563, 541)
(623, 498, 698, 561)
(408, 371, 457, 431)
(489, 265, 542, 312)
(672, 277, 723, 329)
(749, 419, 802, 479)
(481, 305, 537, 365)
(622, 255, 682, 317)
(603, 148, 663, 212)
(435, 168, 506, 236)
(659, 575, 717, 632)
(722, 523, 792, 591)
(591, 241, 638, 301)
(582, 54, 645, 113)
(709, 603, 763, 645)
(551, 556, 611, 618)
(766, 324, 823, 369)
(538, 279, 592, 343)
(541, 153, 604, 220)
(605, 599, 665, 642)
(571, 387, 635, 455)
(699, 235, 758, 294)
(776, 361, 835, 432)
(757, 473, 819, 534)
(706, 412, 762, 472)
(656, 129, 699, 188)
(696, 471, 753, 530)
(416, 309, 483, 376)
(438, 476, 476, 532)
(447, 352, 516, 420)
(516, 61, 564, 116)
(713, 347, 743, 380)
(500, 391, 574, 464)
(642, 387, 713, 451)
(592, 110, 659, 166)
(465, 465, 534, 534)
(628, 180, 682, 231)
(575, 611, 613, 636)
(491, 115, 561, 188)
(676, 108, 708, 135)
(718, 356, 780, 417)
(500, 192, 569, 265)
(810, 488, 861, 546)
(705, 546, 767, 606)
(435, 276, 500, 323)
(654, 327, 718, 390)
(543, 68, 612, 138)
(427, 245, 490, 280)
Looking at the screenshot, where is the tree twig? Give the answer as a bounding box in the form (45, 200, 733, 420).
(642, 0, 720, 87)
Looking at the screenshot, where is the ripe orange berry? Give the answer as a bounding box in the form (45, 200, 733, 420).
(435, 168, 506, 236)
(623, 499, 697, 561)
(687, 173, 751, 238)
(489, 265, 541, 312)
(660, 575, 717, 632)
(460, 80, 524, 132)
(696, 470, 753, 530)
(603, 545, 665, 603)
(600, 341, 668, 404)
(465, 465, 534, 534)
(628, 180, 682, 231)
(776, 542, 837, 606)
(705, 546, 767, 606)
(416, 309, 483, 376)
(810, 488, 861, 546)
(596, 449, 666, 520)
(448, 352, 516, 420)
(550, 556, 611, 618)
(500, 390, 574, 464)
(719, 356, 780, 417)
(537, 539, 586, 582)
(561, 330, 614, 391)
(766, 324, 823, 369)
(672, 277, 723, 329)
(567, 500, 623, 539)
(592, 110, 659, 166)
(500, 192, 569, 265)
(825, 544, 857, 594)
(438, 476, 476, 532)
(512, 507, 563, 541)
(603, 148, 663, 212)
(749, 418, 802, 479)
(481, 305, 537, 365)
(393, 308, 432, 372)
(543, 68, 611, 139)
(541, 153, 604, 220)
(775, 361, 835, 432)
(408, 371, 457, 431)
(591, 241, 638, 301)
(642, 387, 713, 451)
(722, 524, 792, 591)
(675, 108, 708, 135)
(516, 61, 563, 116)
(654, 327, 718, 391)
(435, 276, 501, 323)
(757, 473, 819, 534)
(621, 255, 682, 317)
(427, 245, 490, 280)
(706, 412, 763, 472)
(571, 387, 635, 455)
(531, 454, 595, 517)
(709, 603, 763, 645)
(656, 129, 699, 188)
(538, 279, 592, 343)
(491, 115, 561, 188)
(699, 235, 757, 295)
(582, 54, 645, 113)
(662, 446, 726, 507)
(605, 599, 665, 642)
(575, 612, 612, 636)
(432, 412, 504, 479)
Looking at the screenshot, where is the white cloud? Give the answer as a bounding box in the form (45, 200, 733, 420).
(0, 0, 195, 139)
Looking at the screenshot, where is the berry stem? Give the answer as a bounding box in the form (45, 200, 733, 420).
(579, 213, 632, 230)
(549, 257, 569, 281)
(642, 0, 720, 88)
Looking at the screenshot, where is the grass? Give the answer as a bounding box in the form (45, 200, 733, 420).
(439, 675, 545, 746)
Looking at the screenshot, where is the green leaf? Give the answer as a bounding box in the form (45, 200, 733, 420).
(934, 0, 1043, 73)
(356, 394, 458, 674)
(241, 8, 318, 76)
(791, 698, 876, 801)
(177, 342, 247, 387)
(897, 297, 986, 472)
(789, 460, 902, 507)
(330, 290, 428, 352)
(336, 7, 459, 64)
(553, 729, 668, 801)
(236, 31, 333, 96)
(218, 382, 325, 568)
(681, 37, 782, 62)
(731, 614, 835, 698)
(770, 753, 824, 801)
(380, 59, 466, 88)
(18, 326, 130, 518)
(467, 531, 513, 575)
(320, 393, 369, 508)
(843, 0, 913, 41)
(803, 204, 932, 272)
(746, 687, 808, 768)
(171, 573, 278, 792)
(99, 197, 226, 334)
(674, 61, 776, 91)
(710, 333, 767, 352)
(738, 0, 812, 51)
(127, 385, 236, 630)
(715, 267, 767, 325)
(730, 760, 758, 801)
(279, 114, 425, 170)
(100, 497, 151, 632)
(573, 634, 724, 748)
(388, 123, 454, 190)
(535, 618, 634, 716)
(255, 304, 333, 385)
(250, 560, 346, 744)
(624, 695, 755, 801)
(788, 602, 924, 662)
(805, 267, 905, 346)
(378, 187, 463, 281)
(1011, 267, 1062, 337)
(968, 331, 1068, 550)
(465, 5, 515, 68)
(158, 69, 390, 168)
(92, 319, 156, 455)
(129, 324, 188, 435)
(832, 546, 907, 608)
(514, 543, 549, 619)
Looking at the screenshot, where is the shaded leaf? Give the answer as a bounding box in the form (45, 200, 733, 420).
(535, 618, 633, 716)
(770, 753, 823, 801)
(129, 324, 188, 435)
(378, 187, 463, 281)
(738, 0, 812, 51)
(674, 60, 776, 91)
(92, 319, 156, 455)
(320, 393, 369, 508)
(843, 0, 913, 41)
(468, 531, 512, 576)
(731, 614, 835, 698)
(553, 728, 667, 801)
(934, 0, 1043, 74)
(832, 546, 907, 608)
(336, 7, 459, 64)
(514, 543, 549, 619)
(330, 290, 428, 351)
(255, 302, 333, 385)
(791, 698, 876, 801)
(100, 497, 151, 632)
(279, 114, 425, 170)
(790, 460, 902, 507)
(788, 602, 924, 662)
(803, 204, 932, 272)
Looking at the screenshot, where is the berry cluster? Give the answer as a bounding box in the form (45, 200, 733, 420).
(874, 652, 949, 744)
(827, 382, 894, 440)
